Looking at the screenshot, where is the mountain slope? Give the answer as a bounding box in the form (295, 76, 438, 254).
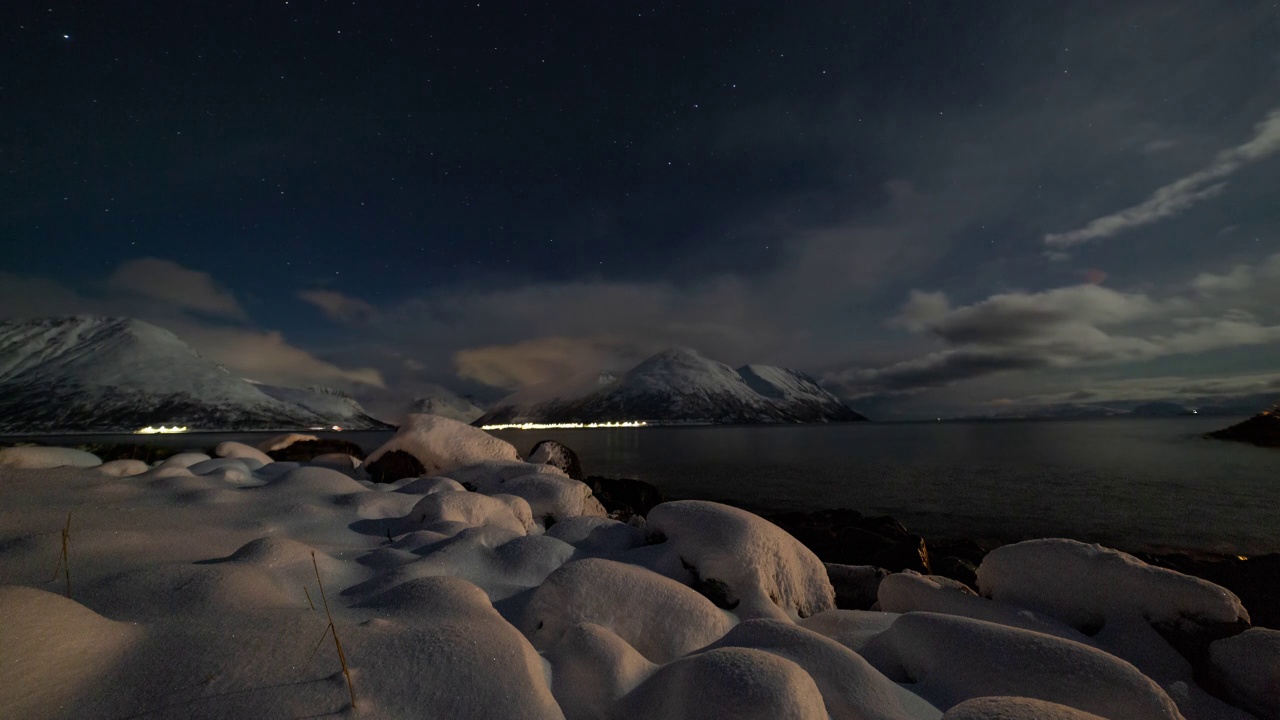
(407, 392, 486, 424)
(256, 384, 393, 429)
(0, 316, 383, 432)
(476, 348, 866, 425)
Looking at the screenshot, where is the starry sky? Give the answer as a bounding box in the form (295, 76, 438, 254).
(3, 1, 1279, 420)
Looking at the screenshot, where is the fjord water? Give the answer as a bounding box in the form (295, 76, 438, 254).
(488, 417, 1280, 556)
(22, 416, 1278, 555)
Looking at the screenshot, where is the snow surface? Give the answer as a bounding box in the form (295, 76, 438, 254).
(0, 446, 101, 469)
(213, 440, 273, 465)
(647, 500, 836, 620)
(977, 538, 1249, 628)
(366, 413, 520, 475)
(255, 432, 318, 452)
(1210, 627, 1280, 719)
(942, 696, 1109, 720)
(860, 612, 1184, 719)
(0, 416, 1266, 719)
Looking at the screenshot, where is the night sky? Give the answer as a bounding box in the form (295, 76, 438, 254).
(3, 1, 1279, 419)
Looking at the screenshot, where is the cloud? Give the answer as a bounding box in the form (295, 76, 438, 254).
(107, 257, 245, 318)
(1192, 252, 1280, 296)
(827, 263, 1280, 399)
(1044, 109, 1280, 249)
(1005, 371, 1280, 407)
(298, 290, 378, 322)
(173, 324, 385, 388)
(454, 336, 639, 390)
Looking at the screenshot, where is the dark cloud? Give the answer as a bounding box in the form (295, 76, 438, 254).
(107, 258, 244, 319)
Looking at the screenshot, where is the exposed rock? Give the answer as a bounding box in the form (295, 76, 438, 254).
(365, 449, 426, 484)
(585, 475, 665, 519)
(766, 509, 931, 574)
(528, 440, 584, 480)
(931, 556, 979, 589)
(265, 438, 366, 462)
(823, 563, 886, 610)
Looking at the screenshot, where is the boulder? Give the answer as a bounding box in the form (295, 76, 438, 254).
(585, 475, 665, 519)
(1209, 627, 1280, 719)
(824, 563, 886, 610)
(528, 440, 584, 480)
(365, 414, 520, 479)
(365, 449, 426, 483)
(265, 438, 366, 462)
(765, 509, 931, 574)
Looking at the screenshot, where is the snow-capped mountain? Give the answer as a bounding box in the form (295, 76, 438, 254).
(255, 384, 392, 429)
(0, 316, 388, 433)
(475, 348, 866, 425)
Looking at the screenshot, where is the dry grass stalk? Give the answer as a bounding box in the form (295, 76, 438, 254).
(311, 551, 356, 709)
(50, 512, 72, 598)
(304, 586, 316, 611)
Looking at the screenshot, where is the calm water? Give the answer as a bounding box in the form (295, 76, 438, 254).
(11, 417, 1280, 555)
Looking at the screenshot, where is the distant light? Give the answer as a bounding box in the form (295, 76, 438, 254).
(332, 425, 343, 431)
(481, 421, 648, 431)
(135, 425, 188, 434)
(63, 34, 70, 39)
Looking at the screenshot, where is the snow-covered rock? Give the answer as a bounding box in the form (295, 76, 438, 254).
(942, 696, 1108, 720)
(255, 433, 319, 453)
(528, 439, 584, 480)
(1209, 627, 1280, 719)
(402, 490, 534, 536)
(500, 474, 607, 524)
(521, 558, 736, 663)
(213, 441, 273, 465)
(798, 609, 900, 654)
(702, 619, 942, 720)
(447, 459, 569, 494)
(878, 571, 1092, 644)
(0, 446, 101, 469)
(366, 414, 520, 477)
(95, 458, 150, 477)
(976, 539, 1249, 628)
(392, 476, 467, 495)
(546, 516, 648, 553)
(861, 612, 1184, 719)
(612, 647, 829, 720)
(544, 622, 656, 720)
(476, 347, 867, 425)
(647, 500, 835, 620)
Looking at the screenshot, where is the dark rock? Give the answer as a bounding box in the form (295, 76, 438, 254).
(1153, 618, 1252, 699)
(585, 476, 665, 519)
(692, 576, 739, 611)
(74, 443, 197, 464)
(266, 438, 367, 462)
(931, 556, 979, 589)
(1206, 407, 1280, 448)
(527, 440, 584, 480)
(765, 509, 931, 574)
(364, 450, 425, 484)
(824, 563, 887, 610)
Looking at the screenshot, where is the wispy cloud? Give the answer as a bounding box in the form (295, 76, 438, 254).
(298, 290, 378, 322)
(107, 257, 245, 319)
(1044, 109, 1280, 250)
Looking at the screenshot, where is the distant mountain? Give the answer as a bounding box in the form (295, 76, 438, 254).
(407, 392, 486, 424)
(1193, 394, 1279, 417)
(0, 316, 388, 433)
(475, 348, 866, 426)
(256, 384, 392, 430)
(1207, 405, 1280, 448)
(1128, 401, 1195, 417)
(953, 403, 1127, 421)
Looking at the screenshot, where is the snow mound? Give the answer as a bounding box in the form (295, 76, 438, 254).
(976, 539, 1249, 628)
(613, 646, 828, 720)
(1209, 627, 1280, 719)
(943, 696, 1108, 720)
(263, 465, 369, 495)
(0, 446, 101, 469)
(544, 622, 656, 720)
(393, 475, 467, 495)
(546, 516, 648, 553)
(214, 441, 273, 465)
(406, 528, 575, 601)
(703, 619, 942, 720)
(0, 585, 140, 717)
(366, 414, 520, 476)
(521, 557, 737, 663)
(448, 460, 568, 494)
(96, 458, 150, 477)
(798, 609, 900, 654)
(256, 433, 318, 452)
(157, 452, 212, 469)
(861, 612, 1183, 719)
(878, 571, 1091, 644)
(403, 490, 534, 535)
(308, 452, 360, 472)
(352, 576, 565, 719)
(500, 474, 607, 524)
(647, 500, 835, 620)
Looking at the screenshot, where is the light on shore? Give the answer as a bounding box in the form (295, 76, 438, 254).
(135, 425, 189, 434)
(481, 421, 649, 431)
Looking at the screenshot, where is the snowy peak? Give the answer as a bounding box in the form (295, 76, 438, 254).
(0, 316, 388, 432)
(475, 348, 867, 426)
